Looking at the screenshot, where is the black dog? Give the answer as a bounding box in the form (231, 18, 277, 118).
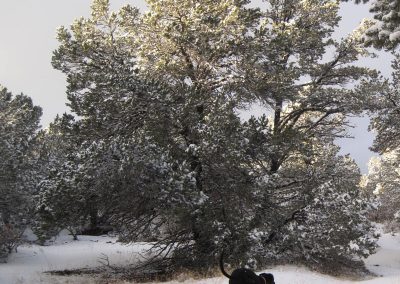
(219, 254, 275, 284)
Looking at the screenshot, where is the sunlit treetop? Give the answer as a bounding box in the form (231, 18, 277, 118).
(136, 0, 257, 86)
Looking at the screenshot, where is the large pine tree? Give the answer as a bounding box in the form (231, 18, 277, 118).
(40, 0, 380, 273)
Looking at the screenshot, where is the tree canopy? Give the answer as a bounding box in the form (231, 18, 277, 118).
(0, 86, 42, 260)
(33, 0, 381, 273)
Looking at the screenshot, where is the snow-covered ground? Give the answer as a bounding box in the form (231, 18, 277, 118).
(1, 230, 400, 284)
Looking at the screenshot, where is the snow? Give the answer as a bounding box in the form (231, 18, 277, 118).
(0, 231, 152, 284)
(1, 229, 400, 284)
(389, 31, 400, 42)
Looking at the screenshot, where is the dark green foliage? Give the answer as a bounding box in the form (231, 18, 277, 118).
(0, 86, 42, 260)
(363, 0, 400, 49)
(33, 0, 379, 274)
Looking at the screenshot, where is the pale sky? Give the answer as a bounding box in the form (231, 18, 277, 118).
(0, 0, 393, 173)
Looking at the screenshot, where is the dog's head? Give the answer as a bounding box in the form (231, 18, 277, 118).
(259, 273, 275, 284)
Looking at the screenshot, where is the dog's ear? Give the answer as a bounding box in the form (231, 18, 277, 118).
(260, 273, 275, 284)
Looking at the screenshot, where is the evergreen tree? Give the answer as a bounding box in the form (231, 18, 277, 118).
(363, 0, 400, 49)
(362, 153, 400, 229)
(369, 53, 400, 153)
(363, 54, 400, 230)
(0, 85, 42, 260)
(267, 141, 377, 272)
(44, 0, 380, 273)
(33, 114, 85, 242)
(342, 0, 400, 49)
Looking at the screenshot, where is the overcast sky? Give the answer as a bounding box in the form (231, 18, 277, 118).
(0, 1, 393, 173)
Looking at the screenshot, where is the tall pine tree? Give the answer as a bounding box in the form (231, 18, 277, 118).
(43, 0, 380, 273)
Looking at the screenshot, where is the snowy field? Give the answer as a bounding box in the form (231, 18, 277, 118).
(1, 231, 400, 284)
